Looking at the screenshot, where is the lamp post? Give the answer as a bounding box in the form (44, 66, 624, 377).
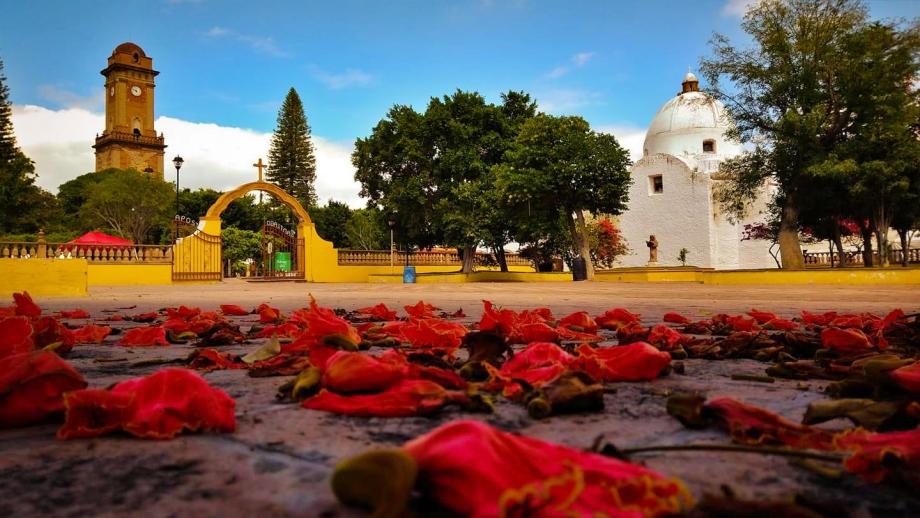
(143, 166, 153, 179)
(172, 155, 184, 241)
(388, 217, 396, 267)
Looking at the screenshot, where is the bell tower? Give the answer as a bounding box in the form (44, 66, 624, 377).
(93, 42, 166, 179)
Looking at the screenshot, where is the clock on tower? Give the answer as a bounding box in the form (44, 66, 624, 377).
(93, 42, 167, 179)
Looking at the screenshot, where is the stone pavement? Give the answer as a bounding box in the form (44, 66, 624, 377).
(2, 280, 919, 517)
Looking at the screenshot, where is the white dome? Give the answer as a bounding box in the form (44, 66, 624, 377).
(642, 78, 740, 159)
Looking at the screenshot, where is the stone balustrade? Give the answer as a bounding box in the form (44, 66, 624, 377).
(337, 249, 530, 267)
(1, 241, 173, 264)
(803, 248, 920, 266)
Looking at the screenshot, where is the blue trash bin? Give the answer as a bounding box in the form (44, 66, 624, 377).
(403, 266, 417, 284)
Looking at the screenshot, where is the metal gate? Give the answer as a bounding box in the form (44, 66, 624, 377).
(259, 220, 303, 279)
(172, 231, 222, 281)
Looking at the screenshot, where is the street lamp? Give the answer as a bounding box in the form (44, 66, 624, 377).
(173, 155, 184, 241)
(143, 166, 153, 178)
(388, 217, 396, 267)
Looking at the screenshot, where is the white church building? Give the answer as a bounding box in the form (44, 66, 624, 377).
(616, 72, 776, 269)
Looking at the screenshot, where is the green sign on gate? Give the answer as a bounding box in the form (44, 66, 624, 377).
(274, 251, 292, 272)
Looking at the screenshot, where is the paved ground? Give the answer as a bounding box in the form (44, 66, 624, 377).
(3, 280, 920, 517)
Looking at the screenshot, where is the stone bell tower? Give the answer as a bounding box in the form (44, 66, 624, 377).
(93, 42, 166, 179)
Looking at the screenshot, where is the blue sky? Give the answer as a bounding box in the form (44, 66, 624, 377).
(1, 0, 917, 204)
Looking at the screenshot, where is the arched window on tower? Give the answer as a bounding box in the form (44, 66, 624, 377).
(132, 118, 142, 139)
(703, 139, 716, 153)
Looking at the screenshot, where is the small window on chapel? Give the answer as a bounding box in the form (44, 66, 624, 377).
(649, 175, 664, 195)
(703, 139, 715, 153)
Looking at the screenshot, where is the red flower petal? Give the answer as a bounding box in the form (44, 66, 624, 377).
(646, 324, 686, 350)
(166, 305, 201, 319)
(890, 362, 920, 394)
(0, 316, 34, 358)
(404, 300, 439, 319)
(596, 307, 640, 330)
(356, 303, 398, 321)
(572, 342, 671, 382)
(747, 308, 778, 324)
(558, 311, 599, 333)
(119, 326, 169, 347)
(33, 316, 75, 352)
(820, 327, 872, 354)
(71, 324, 112, 344)
(59, 309, 90, 319)
(219, 304, 251, 316)
(704, 397, 837, 450)
(296, 298, 361, 347)
(0, 351, 86, 428)
(763, 318, 799, 331)
(12, 292, 41, 319)
(400, 318, 467, 352)
(401, 420, 693, 516)
(256, 303, 283, 323)
(322, 351, 408, 394)
(663, 312, 690, 324)
(303, 379, 459, 417)
(58, 368, 235, 439)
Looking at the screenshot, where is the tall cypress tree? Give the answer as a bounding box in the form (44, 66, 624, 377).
(0, 58, 18, 163)
(267, 88, 317, 208)
(0, 57, 55, 234)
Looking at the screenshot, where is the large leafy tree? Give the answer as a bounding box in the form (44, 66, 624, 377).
(0, 57, 60, 235)
(354, 91, 536, 272)
(354, 104, 439, 254)
(267, 88, 317, 208)
(497, 115, 632, 279)
(79, 169, 173, 243)
(309, 199, 353, 248)
(702, 0, 872, 269)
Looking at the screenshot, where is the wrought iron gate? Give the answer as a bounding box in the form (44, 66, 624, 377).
(172, 231, 222, 281)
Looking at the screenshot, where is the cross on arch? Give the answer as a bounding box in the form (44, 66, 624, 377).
(253, 158, 266, 182)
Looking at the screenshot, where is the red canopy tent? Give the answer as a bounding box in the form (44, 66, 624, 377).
(67, 231, 134, 247)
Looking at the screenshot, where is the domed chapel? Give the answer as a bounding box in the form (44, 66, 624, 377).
(616, 72, 775, 269)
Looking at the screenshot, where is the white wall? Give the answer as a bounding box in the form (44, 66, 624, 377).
(618, 154, 714, 267)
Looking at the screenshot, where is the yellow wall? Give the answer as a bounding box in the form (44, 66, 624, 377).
(0, 259, 88, 297)
(87, 263, 173, 286)
(594, 267, 920, 285)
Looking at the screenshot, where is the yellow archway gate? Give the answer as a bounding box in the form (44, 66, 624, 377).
(172, 170, 333, 281)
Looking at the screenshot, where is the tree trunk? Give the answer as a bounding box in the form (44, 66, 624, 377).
(778, 198, 804, 269)
(573, 209, 595, 280)
(875, 229, 888, 267)
(860, 223, 874, 267)
(830, 224, 845, 267)
(494, 245, 508, 272)
(898, 229, 909, 267)
(460, 245, 476, 274)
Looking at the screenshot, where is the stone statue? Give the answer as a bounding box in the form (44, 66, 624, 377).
(646, 235, 658, 265)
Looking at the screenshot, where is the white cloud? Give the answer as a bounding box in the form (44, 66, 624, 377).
(204, 26, 288, 57)
(11, 104, 364, 208)
(722, 0, 758, 17)
(307, 65, 374, 90)
(596, 124, 646, 162)
(544, 51, 596, 79)
(536, 89, 602, 114)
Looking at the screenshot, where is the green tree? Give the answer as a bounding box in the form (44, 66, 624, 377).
(267, 88, 317, 208)
(701, 0, 871, 269)
(345, 208, 387, 250)
(79, 169, 173, 243)
(0, 57, 61, 235)
(498, 115, 632, 279)
(309, 199, 352, 248)
(354, 104, 438, 253)
(222, 226, 261, 275)
(354, 91, 536, 272)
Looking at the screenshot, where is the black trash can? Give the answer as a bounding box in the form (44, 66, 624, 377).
(571, 257, 588, 281)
